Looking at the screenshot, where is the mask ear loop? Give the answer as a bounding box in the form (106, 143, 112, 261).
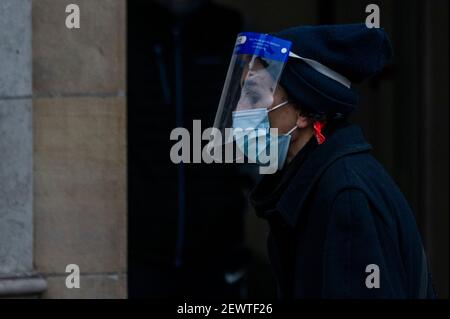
(267, 101, 297, 136)
(268, 100, 290, 113)
(286, 125, 298, 136)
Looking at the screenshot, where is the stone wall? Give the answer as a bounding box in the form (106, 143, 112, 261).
(0, 0, 127, 298)
(32, 0, 127, 298)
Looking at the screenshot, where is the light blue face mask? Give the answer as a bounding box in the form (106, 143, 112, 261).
(232, 101, 298, 170)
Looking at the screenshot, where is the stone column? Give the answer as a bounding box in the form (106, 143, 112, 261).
(0, 0, 47, 297)
(32, 0, 127, 298)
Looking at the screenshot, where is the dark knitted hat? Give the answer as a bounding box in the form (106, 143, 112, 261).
(272, 23, 393, 118)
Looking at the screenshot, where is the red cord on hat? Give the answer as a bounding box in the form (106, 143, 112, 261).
(313, 121, 326, 145)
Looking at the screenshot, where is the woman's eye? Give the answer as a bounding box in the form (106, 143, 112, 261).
(245, 90, 262, 105)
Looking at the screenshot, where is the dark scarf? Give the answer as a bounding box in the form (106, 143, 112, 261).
(249, 119, 350, 219)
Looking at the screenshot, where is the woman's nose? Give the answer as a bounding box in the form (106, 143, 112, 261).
(247, 69, 259, 79)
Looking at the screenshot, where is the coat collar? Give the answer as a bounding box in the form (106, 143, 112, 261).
(276, 124, 372, 228)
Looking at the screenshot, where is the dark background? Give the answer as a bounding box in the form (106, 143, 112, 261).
(128, 0, 449, 298)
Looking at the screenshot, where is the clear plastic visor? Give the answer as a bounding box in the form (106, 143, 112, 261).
(210, 32, 292, 150)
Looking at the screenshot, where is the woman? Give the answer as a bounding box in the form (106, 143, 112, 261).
(243, 24, 436, 298)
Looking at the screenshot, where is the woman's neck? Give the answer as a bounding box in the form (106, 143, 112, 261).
(286, 126, 315, 164)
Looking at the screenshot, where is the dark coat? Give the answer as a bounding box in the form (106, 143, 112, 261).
(251, 123, 436, 299)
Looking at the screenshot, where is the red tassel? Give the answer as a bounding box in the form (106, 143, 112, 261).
(313, 121, 326, 145)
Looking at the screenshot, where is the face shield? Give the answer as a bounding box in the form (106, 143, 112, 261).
(213, 32, 292, 131)
(207, 32, 292, 174)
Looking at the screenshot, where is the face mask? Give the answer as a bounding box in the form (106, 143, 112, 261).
(232, 101, 297, 170)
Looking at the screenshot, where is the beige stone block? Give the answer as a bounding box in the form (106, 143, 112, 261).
(42, 273, 126, 299)
(33, 97, 126, 274)
(32, 0, 126, 94)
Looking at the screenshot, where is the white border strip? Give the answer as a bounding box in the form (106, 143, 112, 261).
(289, 51, 352, 88)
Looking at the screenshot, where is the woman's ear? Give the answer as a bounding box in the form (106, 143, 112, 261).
(296, 112, 312, 129)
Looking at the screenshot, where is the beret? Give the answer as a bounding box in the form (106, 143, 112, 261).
(272, 23, 393, 117)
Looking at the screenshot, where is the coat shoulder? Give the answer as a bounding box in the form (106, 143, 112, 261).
(316, 150, 411, 227)
(317, 151, 379, 194)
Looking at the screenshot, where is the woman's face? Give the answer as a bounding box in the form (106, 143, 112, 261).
(268, 85, 300, 135)
(236, 57, 299, 135)
(236, 58, 275, 111)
